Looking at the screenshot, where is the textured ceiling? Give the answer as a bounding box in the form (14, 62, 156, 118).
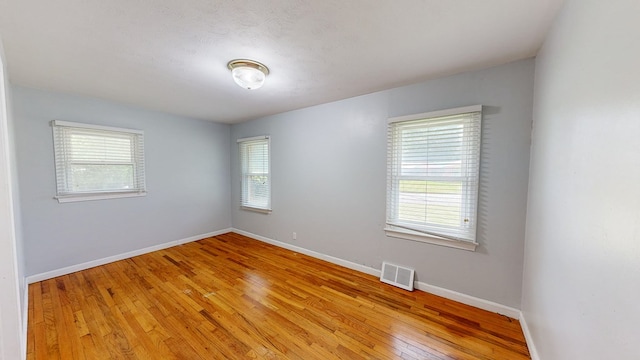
(0, 0, 564, 124)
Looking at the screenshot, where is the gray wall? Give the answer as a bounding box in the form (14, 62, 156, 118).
(523, 0, 640, 358)
(13, 86, 231, 276)
(231, 59, 534, 308)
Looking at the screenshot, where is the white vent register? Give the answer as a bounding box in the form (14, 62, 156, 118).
(380, 262, 415, 291)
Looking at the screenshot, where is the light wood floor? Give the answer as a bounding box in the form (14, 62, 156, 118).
(27, 232, 530, 359)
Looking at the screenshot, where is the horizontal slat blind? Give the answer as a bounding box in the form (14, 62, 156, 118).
(386, 107, 481, 242)
(238, 136, 271, 211)
(52, 121, 146, 196)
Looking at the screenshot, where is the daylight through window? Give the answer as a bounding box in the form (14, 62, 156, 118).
(385, 105, 482, 250)
(52, 120, 146, 203)
(238, 135, 271, 213)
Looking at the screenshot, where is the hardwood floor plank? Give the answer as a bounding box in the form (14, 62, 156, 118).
(67, 273, 111, 360)
(41, 281, 62, 359)
(33, 321, 48, 360)
(26, 283, 37, 359)
(28, 232, 530, 359)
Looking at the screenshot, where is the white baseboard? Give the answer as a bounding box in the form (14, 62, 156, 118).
(413, 281, 521, 319)
(231, 228, 521, 319)
(519, 312, 540, 360)
(26, 228, 232, 284)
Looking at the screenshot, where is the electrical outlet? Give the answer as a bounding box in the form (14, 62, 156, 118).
(292, 232, 297, 240)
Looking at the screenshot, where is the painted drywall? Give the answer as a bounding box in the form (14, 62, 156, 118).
(522, 0, 640, 358)
(0, 39, 23, 360)
(231, 59, 534, 308)
(5, 61, 26, 357)
(12, 86, 231, 277)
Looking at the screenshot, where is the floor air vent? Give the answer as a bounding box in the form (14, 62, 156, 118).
(380, 262, 415, 291)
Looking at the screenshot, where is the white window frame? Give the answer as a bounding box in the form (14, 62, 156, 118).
(238, 135, 271, 213)
(51, 120, 147, 203)
(385, 105, 482, 251)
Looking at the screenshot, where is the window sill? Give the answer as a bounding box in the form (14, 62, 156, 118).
(55, 191, 147, 203)
(384, 226, 478, 252)
(241, 206, 272, 214)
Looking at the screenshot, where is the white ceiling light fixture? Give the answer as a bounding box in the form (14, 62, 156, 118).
(227, 59, 270, 90)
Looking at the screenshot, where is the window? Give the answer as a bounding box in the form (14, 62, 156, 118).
(52, 120, 146, 203)
(238, 135, 271, 213)
(385, 105, 482, 251)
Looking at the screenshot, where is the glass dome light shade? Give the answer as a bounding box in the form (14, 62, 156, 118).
(231, 66, 266, 89)
(227, 59, 269, 90)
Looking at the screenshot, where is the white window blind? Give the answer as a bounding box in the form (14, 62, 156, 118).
(385, 105, 482, 247)
(52, 120, 146, 202)
(238, 136, 271, 212)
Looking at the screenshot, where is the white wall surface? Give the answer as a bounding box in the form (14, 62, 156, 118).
(5, 52, 26, 347)
(231, 59, 535, 308)
(0, 40, 23, 360)
(12, 86, 231, 277)
(522, 0, 640, 358)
